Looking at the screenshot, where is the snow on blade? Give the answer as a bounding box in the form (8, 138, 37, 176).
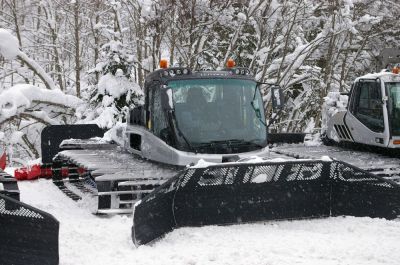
(320, 156, 333, 162)
(190, 159, 218, 168)
(251, 173, 270, 183)
(191, 156, 309, 169)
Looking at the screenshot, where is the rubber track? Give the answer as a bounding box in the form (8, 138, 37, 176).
(52, 180, 81, 201)
(52, 141, 179, 213)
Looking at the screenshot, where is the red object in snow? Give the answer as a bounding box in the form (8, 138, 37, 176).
(14, 164, 85, 181)
(61, 167, 69, 177)
(15, 164, 43, 180)
(77, 167, 86, 175)
(27, 164, 41, 180)
(14, 167, 28, 180)
(0, 152, 6, 170)
(41, 167, 53, 178)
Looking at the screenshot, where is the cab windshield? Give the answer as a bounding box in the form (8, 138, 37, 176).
(168, 78, 266, 151)
(387, 82, 400, 136)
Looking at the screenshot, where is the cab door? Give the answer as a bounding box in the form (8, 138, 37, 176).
(345, 80, 389, 147)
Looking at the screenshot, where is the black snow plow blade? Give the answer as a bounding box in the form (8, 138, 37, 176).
(0, 170, 59, 265)
(132, 159, 400, 246)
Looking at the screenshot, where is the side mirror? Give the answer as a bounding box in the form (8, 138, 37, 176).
(257, 82, 285, 110)
(129, 106, 145, 125)
(161, 87, 174, 111)
(271, 85, 284, 110)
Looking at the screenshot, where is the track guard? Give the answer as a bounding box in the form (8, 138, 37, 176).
(0, 193, 59, 265)
(132, 159, 400, 246)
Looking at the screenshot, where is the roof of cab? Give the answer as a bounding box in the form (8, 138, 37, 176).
(357, 71, 400, 83)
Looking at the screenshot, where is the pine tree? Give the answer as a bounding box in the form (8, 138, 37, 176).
(87, 39, 143, 128)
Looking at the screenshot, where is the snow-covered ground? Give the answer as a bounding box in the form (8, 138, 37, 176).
(11, 175, 400, 265)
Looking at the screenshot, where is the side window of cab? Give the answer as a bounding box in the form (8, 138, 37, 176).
(149, 84, 169, 139)
(350, 81, 384, 132)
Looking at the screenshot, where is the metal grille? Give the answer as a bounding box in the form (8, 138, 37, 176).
(0, 199, 43, 219)
(286, 163, 323, 181)
(179, 169, 196, 187)
(198, 168, 232, 186)
(334, 124, 352, 140)
(0, 193, 59, 265)
(331, 162, 386, 183)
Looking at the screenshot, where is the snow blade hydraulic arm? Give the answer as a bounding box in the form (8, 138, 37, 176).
(0, 170, 59, 265)
(132, 159, 400, 246)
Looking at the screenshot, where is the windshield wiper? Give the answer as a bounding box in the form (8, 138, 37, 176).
(251, 86, 267, 127)
(167, 110, 196, 153)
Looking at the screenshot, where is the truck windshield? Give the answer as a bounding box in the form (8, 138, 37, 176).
(168, 78, 267, 151)
(387, 82, 400, 136)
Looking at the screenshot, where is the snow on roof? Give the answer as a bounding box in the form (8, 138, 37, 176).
(357, 72, 400, 82)
(0, 28, 20, 60)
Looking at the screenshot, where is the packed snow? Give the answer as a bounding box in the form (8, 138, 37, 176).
(9, 170, 400, 265)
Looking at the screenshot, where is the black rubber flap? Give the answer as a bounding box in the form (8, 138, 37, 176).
(0, 193, 59, 265)
(41, 124, 104, 164)
(132, 160, 400, 246)
(132, 175, 180, 246)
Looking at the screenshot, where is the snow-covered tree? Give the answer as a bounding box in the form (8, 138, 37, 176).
(0, 29, 83, 163)
(86, 23, 143, 128)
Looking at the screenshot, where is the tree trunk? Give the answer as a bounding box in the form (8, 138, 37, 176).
(74, 0, 81, 97)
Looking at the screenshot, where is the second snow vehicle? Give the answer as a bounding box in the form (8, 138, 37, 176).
(271, 50, 400, 180)
(326, 71, 400, 149)
(325, 48, 400, 149)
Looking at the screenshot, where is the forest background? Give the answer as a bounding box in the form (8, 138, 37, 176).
(0, 0, 399, 163)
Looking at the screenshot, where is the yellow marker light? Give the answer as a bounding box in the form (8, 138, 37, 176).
(160, 59, 168, 69)
(393, 140, 400, 145)
(226, 58, 236, 68)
